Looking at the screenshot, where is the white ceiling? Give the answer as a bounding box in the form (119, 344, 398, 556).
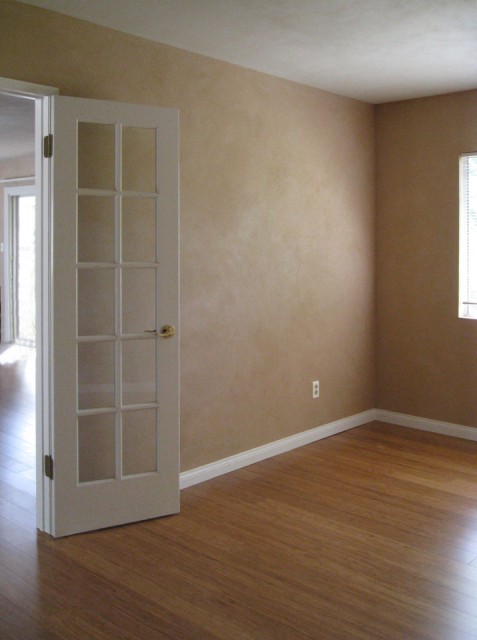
(19, 0, 477, 104)
(2, 0, 477, 161)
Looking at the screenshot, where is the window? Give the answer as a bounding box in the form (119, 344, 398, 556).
(3, 186, 36, 345)
(459, 153, 477, 319)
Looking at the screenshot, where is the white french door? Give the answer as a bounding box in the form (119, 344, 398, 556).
(46, 95, 179, 537)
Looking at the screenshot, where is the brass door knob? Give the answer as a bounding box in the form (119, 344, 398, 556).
(159, 324, 176, 339)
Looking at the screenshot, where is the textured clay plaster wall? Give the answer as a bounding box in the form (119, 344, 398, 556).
(376, 90, 477, 428)
(0, 0, 376, 470)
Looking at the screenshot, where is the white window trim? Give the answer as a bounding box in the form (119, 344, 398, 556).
(459, 152, 477, 320)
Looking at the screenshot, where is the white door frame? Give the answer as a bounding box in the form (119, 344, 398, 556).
(0, 77, 58, 533)
(3, 184, 36, 344)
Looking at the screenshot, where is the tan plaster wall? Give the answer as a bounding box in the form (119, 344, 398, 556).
(376, 90, 477, 427)
(0, 0, 376, 470)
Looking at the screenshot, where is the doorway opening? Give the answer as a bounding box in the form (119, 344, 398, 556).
(0, 92, 37, 530)
(0, 79, 179, 536)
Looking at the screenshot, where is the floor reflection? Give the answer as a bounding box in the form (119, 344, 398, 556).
(0, 343, 36, 529)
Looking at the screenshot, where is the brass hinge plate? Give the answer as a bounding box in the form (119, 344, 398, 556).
(44, 454, 54, 480)
(43, 134, 53, 158)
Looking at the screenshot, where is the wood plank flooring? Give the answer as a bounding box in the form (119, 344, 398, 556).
(0, 344, 36, 532)
(1, 358, 477, 639)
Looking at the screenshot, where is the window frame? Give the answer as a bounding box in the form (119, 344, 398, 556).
(459, 152, 477, 320)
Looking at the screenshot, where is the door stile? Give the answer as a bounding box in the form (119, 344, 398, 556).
(116, 125, 123, 483)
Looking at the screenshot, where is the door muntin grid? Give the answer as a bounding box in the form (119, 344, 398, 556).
(76, 123, 160, 483)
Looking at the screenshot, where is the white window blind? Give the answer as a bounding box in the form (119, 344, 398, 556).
(459, 153, 477, 319)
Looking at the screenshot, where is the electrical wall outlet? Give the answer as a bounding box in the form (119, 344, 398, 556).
(312, 380, 320, 399)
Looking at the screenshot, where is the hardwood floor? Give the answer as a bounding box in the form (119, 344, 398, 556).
(1, 415, 477, 638)
(0, 344, 36, 532)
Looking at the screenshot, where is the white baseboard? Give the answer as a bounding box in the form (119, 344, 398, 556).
(180, 408, 477, 490)
(374, 409, 477, 442)
(180, 409, 377, 490)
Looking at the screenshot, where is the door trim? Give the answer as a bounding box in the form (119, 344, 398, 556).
(0, 77, 59, 534)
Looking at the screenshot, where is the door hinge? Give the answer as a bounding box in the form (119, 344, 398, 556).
(43, 134, 53, 158)
(44, 454, 54, 480)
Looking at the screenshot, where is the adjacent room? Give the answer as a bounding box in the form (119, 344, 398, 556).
(0, 92, 36, 532)
(0, 0, 477, 638)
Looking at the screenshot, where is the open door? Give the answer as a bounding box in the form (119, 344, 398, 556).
(45, 95, 179, 537)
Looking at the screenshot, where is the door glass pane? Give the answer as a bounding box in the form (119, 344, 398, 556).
(122, 339, 156, 405)
(122, 409, 157, 476)
(78, 413, 116, 483)
(78, 122, 115, 190)
(122, 198, 156, 262)
(78, 269, 115, 336)
(122, 127, 156, 193)
(78, 196, 115, 262)
(78, 341, 115, 409)
(122, 268, 156, 334)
